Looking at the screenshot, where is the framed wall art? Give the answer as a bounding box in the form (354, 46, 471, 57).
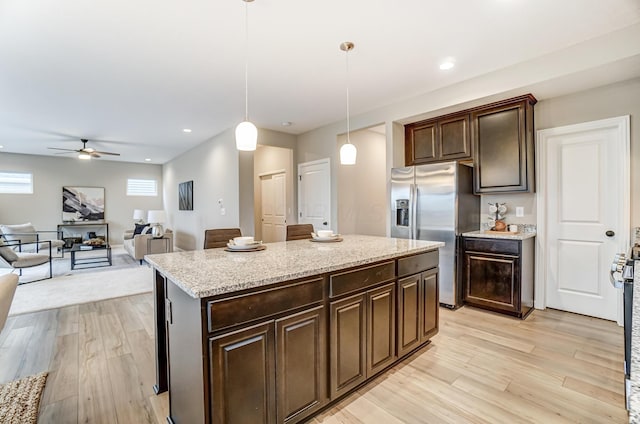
(179, 180, 193, 210)
(62, 186, 105, 221)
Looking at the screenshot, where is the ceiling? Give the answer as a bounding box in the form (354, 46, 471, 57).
(1, 0, 639, 164)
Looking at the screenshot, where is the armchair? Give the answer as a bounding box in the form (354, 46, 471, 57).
(0, 222, 65, 257)
(0, 239, 53, 283)
(123, 229, 173, 264)
(0, 273, 18, 333)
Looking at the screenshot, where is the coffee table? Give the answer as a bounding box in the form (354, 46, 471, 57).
(70, 243, 112, 270)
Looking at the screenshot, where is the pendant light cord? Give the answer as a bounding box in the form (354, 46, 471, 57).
(244, 0, 249, 121)
(345, 47, 350, 142)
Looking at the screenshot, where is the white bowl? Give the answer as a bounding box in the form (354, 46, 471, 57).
(233, 236, 255, 246)
(316, 230, 334, 238)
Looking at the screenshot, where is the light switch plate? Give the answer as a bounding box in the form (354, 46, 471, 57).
(220, 208, 226, 216)
(516, 206, 524, 217)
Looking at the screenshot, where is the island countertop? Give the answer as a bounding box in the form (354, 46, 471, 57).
(145, 234, 444, 299)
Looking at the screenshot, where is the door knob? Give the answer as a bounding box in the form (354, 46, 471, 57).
(323, 221, 328, 225)
(605, 230, 615, 237)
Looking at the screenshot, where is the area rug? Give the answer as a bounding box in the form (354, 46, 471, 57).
(7, 246, 153, 316)
(0, 372, 48, 424)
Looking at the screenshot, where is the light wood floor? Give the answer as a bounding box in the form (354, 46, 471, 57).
(0, 294, 628, 423)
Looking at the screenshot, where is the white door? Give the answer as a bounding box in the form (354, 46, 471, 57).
(538, 116, 629, 321)
(261, 173, 286, 243)
(298, 159, 331, 232)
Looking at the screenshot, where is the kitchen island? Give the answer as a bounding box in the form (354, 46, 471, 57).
(145, 234, 443, 424)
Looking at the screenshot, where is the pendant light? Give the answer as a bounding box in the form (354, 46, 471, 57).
(339, 41, 357, 165)
(235, 0, 257, 151)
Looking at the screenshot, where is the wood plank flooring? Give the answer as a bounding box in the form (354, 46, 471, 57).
(0, 295, 628, 423)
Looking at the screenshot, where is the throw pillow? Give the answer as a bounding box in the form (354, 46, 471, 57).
(133, 223, 147, 235)
(143, 226, 153, 235)
(0, 223, 37, 244)
(0, 237, 19, 263)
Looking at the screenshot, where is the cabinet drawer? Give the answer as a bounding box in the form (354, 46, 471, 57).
(207, 278, 324, 333)
(330, 262, 395, 298)
(463, 238, 519, 256)
(397, 251, 438, 278)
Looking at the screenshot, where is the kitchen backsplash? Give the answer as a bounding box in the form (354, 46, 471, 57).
(480, 223, 537, 233)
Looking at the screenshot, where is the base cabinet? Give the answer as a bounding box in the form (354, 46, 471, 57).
(397, 268, 438, 358)
(462, 236, 534, 318)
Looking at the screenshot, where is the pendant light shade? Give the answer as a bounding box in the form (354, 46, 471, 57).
(340, 139, 357, 165)
(340, 41, 357, 165)
(236, 0, 257, 152)
(235, 120, 258, 151)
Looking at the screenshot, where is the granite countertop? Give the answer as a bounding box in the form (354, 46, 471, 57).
(629, 260, 640, 422)
(461, 230, 537, 240)
(145, 235, 444, 299)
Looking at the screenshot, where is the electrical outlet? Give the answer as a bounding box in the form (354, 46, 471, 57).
(516, 206, 524, 217)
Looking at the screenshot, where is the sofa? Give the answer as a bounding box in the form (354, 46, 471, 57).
(123, 228, 173, 264)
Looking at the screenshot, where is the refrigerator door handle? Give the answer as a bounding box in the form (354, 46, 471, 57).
(410, 183, 417, 239)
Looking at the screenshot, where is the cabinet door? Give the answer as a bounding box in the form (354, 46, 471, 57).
(464, 252, 520, 313)
(405, 121, 437, 165)
(210, 322, 276, 424)
(330, 293, 366, 399)
(439, 114, 471, 161)
(366, 283, 396, 377)
(275, 306, 326, 424)
(472, 99, 533, 193)
(397, 274, 421, 357)
(420, 269, 439, 341)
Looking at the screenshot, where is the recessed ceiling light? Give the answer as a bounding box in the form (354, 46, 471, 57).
(183, 128, 192, 133)
(145, 158, 151, 162)
(0, 145, 3, 149)
(281, 122, 292, 127)
(439, 60, 455, 70)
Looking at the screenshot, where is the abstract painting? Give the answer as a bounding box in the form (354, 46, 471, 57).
(62, 186, 105, 221)
(179, 180, 193, 210)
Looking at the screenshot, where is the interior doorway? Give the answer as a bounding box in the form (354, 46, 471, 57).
(337, 124, 387, 236)
(260, 172, 286, 242)
(298, 158, 331, 232)
(537, 116, 629, 322)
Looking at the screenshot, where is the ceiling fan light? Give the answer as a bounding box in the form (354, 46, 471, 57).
(235, 120, 257, 151)
(340, 142, 357, 165)
(78, 152, 91, 160)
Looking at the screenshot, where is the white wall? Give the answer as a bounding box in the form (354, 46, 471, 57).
(337, 128, 386, 236)
(0, 152, 163, 242)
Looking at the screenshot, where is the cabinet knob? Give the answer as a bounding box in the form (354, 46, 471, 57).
(605, 230, 615, 237)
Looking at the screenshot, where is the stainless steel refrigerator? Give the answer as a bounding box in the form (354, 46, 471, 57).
(390, 162, 479, 308)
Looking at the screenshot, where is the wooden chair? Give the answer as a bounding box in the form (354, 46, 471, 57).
(286, 224, 314, 241)
(204, 228, 242, 249)
(0, 273, 18, 333)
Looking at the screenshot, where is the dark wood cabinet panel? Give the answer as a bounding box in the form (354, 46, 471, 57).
(276, 306, 326, 424)
(210, 322, 276, 424)
(366, 283, 396, 376)
(405, 114, 472, 165)
(439, 114, 471, 160)
(397, 274, 421, 357)
(472, 94, 536, 193)
(330, 294, 366, 399)
(462, 236, 534, 319)
(421, 269, 439, 340)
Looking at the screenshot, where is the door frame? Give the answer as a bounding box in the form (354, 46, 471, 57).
(535, 115, 630, 325)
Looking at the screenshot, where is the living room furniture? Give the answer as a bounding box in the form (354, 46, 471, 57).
(124, 229, 173, 264)
(0, 239, 53, 283)
(58, 221, 109, 245)
(70, 243, 112, 270)
(286, 224, 314, 241)
(0, 273, 18, 333)
(204, 228, 241, 249)
(0, 223, 65, 256)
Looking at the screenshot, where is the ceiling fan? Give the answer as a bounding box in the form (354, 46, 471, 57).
(48, 139, 121, 159)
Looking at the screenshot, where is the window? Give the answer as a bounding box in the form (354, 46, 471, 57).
(0, 171, 33, 194)
(127, 178, 158, 196)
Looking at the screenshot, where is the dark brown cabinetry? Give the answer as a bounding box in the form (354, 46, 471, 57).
(462, 236, 534, 318)
(472, 94, 536, 193)
(405, 113, 471, 165)
(397, 268, 438, 358)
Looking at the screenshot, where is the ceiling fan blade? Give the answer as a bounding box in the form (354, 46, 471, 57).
(47, 147, 78, 152)
(53, 151, 76, 155)
(90, 152, 101, 158)
(93, 151, 120, 156)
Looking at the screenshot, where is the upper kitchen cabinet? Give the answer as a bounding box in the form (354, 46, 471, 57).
(472, 94, 537, 194)
(404, 113, 471, 165)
